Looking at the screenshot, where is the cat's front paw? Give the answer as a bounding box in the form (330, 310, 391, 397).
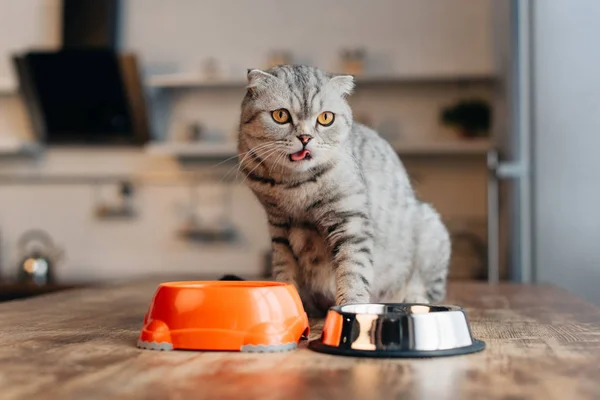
(335, 292, 371, 306)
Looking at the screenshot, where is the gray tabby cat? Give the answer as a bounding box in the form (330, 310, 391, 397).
(238, 65, 450, 317)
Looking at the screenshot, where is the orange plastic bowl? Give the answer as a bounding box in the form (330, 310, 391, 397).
(137, 281, 309, 352)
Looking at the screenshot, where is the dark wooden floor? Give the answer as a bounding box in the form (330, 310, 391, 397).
(1, 279, 600, 399)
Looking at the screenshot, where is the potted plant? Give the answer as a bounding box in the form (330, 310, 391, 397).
(440, 99, 492, 139)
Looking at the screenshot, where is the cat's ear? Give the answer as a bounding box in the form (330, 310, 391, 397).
(246, 69, 276, 98)
(328, 75, 355, 97)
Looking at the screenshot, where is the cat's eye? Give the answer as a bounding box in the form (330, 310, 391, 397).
(317, 111, 335, 127)
(271, 109, 291, 124)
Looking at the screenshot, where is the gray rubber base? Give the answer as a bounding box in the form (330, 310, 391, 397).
(137, 340, 174, 351)
(240, 342, 298, 353)
(137, 340, 298, 352)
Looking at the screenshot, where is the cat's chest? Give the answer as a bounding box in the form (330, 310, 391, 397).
(288, 226, 328, 260)
(288, 226, 335, 293)
(258, 185, 329, 218)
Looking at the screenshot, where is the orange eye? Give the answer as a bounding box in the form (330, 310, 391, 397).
(317, 111, 335, 126)
(271, 109, 291, 124)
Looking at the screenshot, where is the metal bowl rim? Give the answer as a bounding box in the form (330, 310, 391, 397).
(330, 303, 465, 317)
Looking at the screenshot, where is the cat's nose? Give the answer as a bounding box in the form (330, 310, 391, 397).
(297, 135, 313, 145)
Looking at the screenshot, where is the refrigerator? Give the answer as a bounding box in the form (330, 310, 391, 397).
(489, 0, 600, 306)
(486, 0, 532, 284)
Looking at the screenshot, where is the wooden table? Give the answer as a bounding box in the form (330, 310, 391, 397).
(2, 279, 600, 400)
(0, 283, 82, 302)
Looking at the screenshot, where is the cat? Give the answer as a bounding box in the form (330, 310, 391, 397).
(238, 65, 450, 317)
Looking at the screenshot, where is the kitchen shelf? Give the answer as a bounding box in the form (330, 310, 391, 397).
(391, 140, 492, 155)
(0, 140, 42, 157)
(146, 140, 491, 160)
(145, 141, 239, 159)
(147, 72, 496, 89)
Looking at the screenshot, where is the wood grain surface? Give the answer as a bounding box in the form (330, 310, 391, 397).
(1, 279, 600, 400)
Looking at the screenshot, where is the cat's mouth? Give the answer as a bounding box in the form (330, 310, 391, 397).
(289, 149, 312, 162)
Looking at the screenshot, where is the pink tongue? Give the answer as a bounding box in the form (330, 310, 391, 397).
(291, 149, 311, 161)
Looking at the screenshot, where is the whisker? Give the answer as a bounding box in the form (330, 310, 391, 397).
(241, 148, 280, 184)
(269, 151, 287, 175)
(208, 152, 244, 169)
(280, 152, 288, 176)
(219, 162, 243, 184)
(233, 144, 279, 181)
(211, 140, 279, 173)
(219, 144, 276, 184)
(236, 145, 280, 181)
(237, 142, 278, 167)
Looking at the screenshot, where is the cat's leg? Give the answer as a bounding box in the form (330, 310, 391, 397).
(267, 216, 299, 287)
(271, 243, 298, 285)
(399, 275, 430, 304)
(408, 203, 451, 303)
(323, 210, 375, 305)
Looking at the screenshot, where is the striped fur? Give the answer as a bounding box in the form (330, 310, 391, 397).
(238, 65, 450, 317)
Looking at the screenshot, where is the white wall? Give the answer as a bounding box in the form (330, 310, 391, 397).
(533, 1, 600, 304)
(0, 150, 488, 283)
(0, 0, 494, 283)
(122, 0, 493, 78)
(1, 0, 494, 143)
(0, 0, 61, 87)
(124, 0, 494, 142)
(0, 0, 61, 142)
(0, 170, 271, 282)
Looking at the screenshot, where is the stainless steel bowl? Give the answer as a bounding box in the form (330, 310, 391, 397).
(308, 303, 485, 358)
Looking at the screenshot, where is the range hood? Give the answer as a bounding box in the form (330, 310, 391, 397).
(13, 0, 150, 146)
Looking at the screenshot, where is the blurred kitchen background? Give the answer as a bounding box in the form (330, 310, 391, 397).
(0, 1, 598, 304)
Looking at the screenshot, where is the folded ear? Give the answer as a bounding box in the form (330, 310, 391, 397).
(328, 75, 355, 97)
(246, 69, 277, 98)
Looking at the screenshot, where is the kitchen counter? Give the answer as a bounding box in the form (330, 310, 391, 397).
(2, 279, 600, 399)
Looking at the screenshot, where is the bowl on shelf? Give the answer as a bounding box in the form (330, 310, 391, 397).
(137, 281, 309, 352)
(308, 303, 485, 358)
